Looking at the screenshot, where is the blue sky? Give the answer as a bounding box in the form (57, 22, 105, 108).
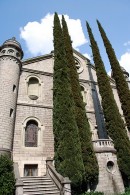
(1, 0, 130, 74)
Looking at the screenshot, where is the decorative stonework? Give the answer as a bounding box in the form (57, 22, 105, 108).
(25, 75, 42, 100)
(21, 117, 43, 149)
(75, 58, 84, 73)
(0, 56, 21, 68)
(93, 139, 116, 153)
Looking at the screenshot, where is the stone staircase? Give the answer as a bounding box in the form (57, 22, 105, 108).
(21, 176, 60, 195)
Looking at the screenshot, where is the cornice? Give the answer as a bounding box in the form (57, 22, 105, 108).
(21, 68, 53, 77)
(73, 49, 89, 62)
(22, 53, 53, 66)
(0, 55, 22, 68)
(17, 102, 53, 109)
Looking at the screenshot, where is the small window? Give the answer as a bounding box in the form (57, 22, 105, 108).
(8, 49, 14, 54)
(81, 86, 86, 103)
(107, 161, 114, 172)
(16, 52, 21, 58)
(1, 50, 6, 54)
(28, 77, 39, 100)
(10, 108, 13, 117)
(25, 120, 38, 147)
(24, 164, 38, 176)
(13, 85, 16, 92)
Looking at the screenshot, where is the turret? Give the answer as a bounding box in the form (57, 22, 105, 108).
(120, 66, 129, 81)
(111, 66, 130, 89)
(0, 37, 23, 156)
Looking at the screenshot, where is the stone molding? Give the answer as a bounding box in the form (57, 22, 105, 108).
(93, 139, 116, 153)
(22, 67, 53, 77)
(0, 55, 22, 69)
(17, 102, 53, 109)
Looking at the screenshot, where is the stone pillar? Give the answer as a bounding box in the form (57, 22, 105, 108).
(15, 179, 23, 195)
(62, 177, 71, 195)
(0, 37, 23, 155)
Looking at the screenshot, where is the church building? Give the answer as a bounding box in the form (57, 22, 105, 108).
(0, 37, 129, 195)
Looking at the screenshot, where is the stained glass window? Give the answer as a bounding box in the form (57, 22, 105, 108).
(25, 120, 38, 147)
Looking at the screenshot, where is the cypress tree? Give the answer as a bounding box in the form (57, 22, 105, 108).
(86, 22, 130, 183)
(97, 20, 130, 132)
(53, 12, 85, 188)
(62, 15, 99, 190)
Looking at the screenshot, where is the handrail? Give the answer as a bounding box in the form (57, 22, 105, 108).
(46, 158, 71, 195)
(13, 162, 23, 195)
(13, 162, 20, 179)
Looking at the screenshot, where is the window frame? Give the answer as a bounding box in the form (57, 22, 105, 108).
(25, 75, 41, 100)
(22, 117, 42, 149)
(25, 120, 38, 147)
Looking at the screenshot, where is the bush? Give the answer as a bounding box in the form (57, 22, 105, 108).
(81, 191, 104, 195)
(120, 188, 130, 195)
(0, 155, 15, 195)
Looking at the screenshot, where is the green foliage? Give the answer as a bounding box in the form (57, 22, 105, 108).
(62, 15, 99, 190)
(81, 192, 104, 195)
(53, 12, 85, 187)
(86, 22, 130, 180)
(0, 155, 15, 195)
(97, 20, 130, 132)
(121, 188, 130, 195)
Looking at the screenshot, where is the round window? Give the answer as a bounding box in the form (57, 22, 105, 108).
(107, 161, 114, 172)
(75, 59, 83, 74)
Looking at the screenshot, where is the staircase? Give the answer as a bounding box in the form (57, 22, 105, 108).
(21, 176, 60, 195)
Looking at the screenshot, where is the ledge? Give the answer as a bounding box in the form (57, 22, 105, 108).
(92, 139, 116, 153)
(17, 102, 53, 109)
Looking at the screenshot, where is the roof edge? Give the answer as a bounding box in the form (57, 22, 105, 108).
(22, 53, 53, 65)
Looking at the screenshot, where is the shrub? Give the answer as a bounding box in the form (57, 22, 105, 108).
(0, 155, 15, 195)
(81, 191, 104, 195)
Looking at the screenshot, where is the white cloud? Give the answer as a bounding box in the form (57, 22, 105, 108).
(20, 13, 87, 56)
(83, 53, 91, 60)
(119, 52, 130, 75)
(107, 70, 111, 77)
(124, 41, 130, 46)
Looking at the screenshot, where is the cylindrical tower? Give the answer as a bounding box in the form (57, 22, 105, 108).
(111, 66, 130, 89)
(0, 37, 23, 155)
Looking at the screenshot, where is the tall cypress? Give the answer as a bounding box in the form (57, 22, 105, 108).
(97, 20, 130, 132)
(53, 12, 84, 188)
(86, 22, 130, 183)
(62, 15, 99, 190)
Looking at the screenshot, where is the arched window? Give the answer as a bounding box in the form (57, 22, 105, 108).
(8, 49, 14, 54)
(25, 120, 38, 147)
(81, 85, 86, 103)
(28, 77, 39, 100)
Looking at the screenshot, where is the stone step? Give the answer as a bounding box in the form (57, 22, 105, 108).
(22, 176, 48, 179)
(22, 176, 60, 195)
(23, 190, 60, 195)
(24, 193, 60, 195)
(23, 182, 54, 186)
(23, 180, 53, 183)
(23, 185, 57, 190)
(23, 187, 59, 191)
(21, 176, 51, 181)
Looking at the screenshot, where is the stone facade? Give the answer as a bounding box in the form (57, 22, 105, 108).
(0, 38, 129, 194)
